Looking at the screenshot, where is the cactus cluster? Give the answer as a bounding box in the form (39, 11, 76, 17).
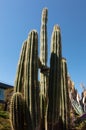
(10, 8, 70, 130)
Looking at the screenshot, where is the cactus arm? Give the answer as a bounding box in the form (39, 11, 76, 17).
(24, 30, 39, 129)
(40, 8, 48, 130)
(40, 7, 48, 65)
(14, 40, 27, 92)
(61, 58, 70, 130)
(47, 25, 62, 129)
(10, 92, 24, 130)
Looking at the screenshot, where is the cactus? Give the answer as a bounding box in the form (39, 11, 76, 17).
(10, 30, 39, 130)
(24, 30, 39, 130)
(60, 58, 70, 130)
(14, 40, 27, 93)
(47, 25, 62, 129)
(10, 7, 71, 130)
(40, 8, 48, 64)
(10, 92, 24, 130)
(40, 8, 48, 129)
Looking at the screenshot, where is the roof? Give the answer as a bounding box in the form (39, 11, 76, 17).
(0, 82, 13, 89)
(0, 100, 5, 103)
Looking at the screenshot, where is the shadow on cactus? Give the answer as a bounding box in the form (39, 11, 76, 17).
(10, 7, 70, 130)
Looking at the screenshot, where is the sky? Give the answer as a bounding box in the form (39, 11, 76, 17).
(0, 0, 86, 95)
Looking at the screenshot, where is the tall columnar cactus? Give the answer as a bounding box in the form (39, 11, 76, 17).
(40, 8, 48, 129)
(47, 25, 62, 129)
(10, 92, 24, 130)
(24, 30, 39, 130)
(10, 30, 39, 130)
(60, 58, 70, 130)
(40, 8, 48, 64)
(10, 7, 71, 130)
(14, 40, 27, 93)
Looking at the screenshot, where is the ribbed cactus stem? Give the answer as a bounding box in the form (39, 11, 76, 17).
(40, 7, 48, 64)
(61, 58, 70, 130)
(47, 25, 62, 129)
(24, 30, 39, 130)
(14, 40, 27, 92)
(40, 8, 48, 130)
(10, 7, 72, 130)
(10, 92, 24, 130)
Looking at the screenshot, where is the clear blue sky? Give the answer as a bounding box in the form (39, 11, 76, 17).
(0, 0, 86, 95)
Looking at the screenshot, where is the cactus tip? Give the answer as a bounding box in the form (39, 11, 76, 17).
(62, 57, 66, 62)
(53, 24, 60, 31)
(42, 7, 48, 12)
(42, 7, 48, 23)
(29, 29, 37, 34)
(28, 29, 38, 38)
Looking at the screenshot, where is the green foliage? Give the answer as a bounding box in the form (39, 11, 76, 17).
(0, 104, 5, 111)
(0, 111, 11, 130)
(75, 121, 86, 130)
(0, 111, 9, 119)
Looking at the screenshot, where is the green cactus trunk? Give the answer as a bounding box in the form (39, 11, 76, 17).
(40, 8, 48, 130)
(60, 58, 70, 130)
(14, 40, 27, 93)
(24, 30, 39, 130)
(10, 92, 24, 130)
(47, 25, 62, 129)
(10, 30, 39, 130)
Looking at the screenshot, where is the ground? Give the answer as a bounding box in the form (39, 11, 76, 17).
(0, 105, 11, 130)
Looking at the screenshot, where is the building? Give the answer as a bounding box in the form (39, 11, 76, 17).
(0, 82, 13, 103)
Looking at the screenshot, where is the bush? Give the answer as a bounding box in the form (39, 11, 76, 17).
(0, 111, 9, 119)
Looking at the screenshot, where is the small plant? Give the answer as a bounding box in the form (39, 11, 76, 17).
(0, 111, 9, 119)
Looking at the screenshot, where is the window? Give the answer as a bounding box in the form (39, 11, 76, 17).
(0, 88, 4, 100)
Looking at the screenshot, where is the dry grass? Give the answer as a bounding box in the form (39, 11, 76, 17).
(0, 105, 11, 130)
(0, 117, 11, 130)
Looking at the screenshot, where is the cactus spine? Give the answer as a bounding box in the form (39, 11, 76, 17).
(47, 25, 62, 129)
(40, 8, 48, 129)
